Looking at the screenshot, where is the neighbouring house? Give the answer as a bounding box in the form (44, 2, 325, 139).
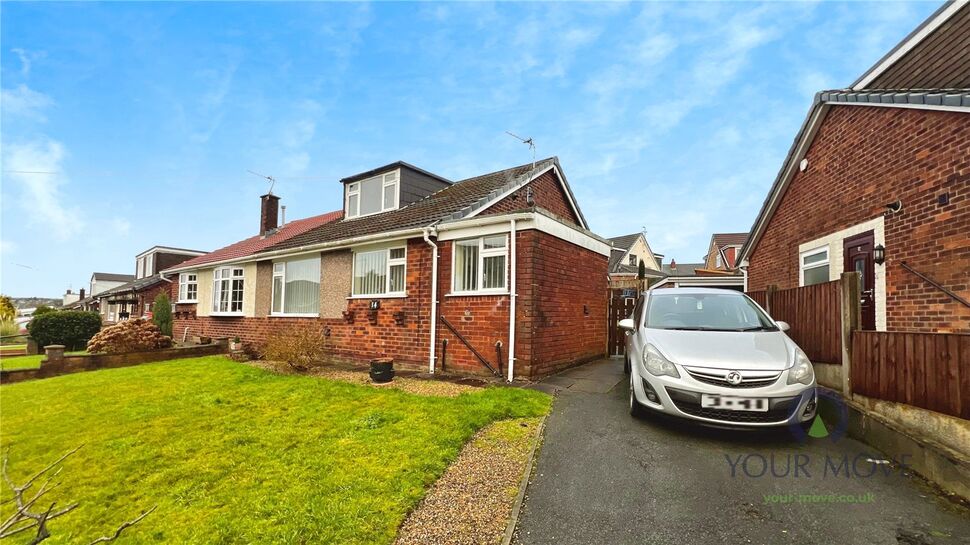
(162, 157, 610, 380)
(703, 232, 747, 272)
(607, 232, 664, 293)
(95, 246, 206, 323)
(62, 289, 80, 307)
(65, 273, 134, 312)
(650, 233, 748, 290)
(739, 1, 970, 333)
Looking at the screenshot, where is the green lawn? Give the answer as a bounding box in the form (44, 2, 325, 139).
(0, 351, 86, 371)
(0, 356, 551, 544)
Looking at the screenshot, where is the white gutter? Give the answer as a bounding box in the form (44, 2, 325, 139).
(422, 223, 440, 374)
(507, 219, 517, 382)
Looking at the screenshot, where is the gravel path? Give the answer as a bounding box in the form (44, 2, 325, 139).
(395, 417, 544, 545)
(248, 360, 478, 397)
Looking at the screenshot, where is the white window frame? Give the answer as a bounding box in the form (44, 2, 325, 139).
(450, 235, 509, 295)
(628, 254, 637, 267)
(145, 253, 154, 277)
(136, 257, 144, 279)
(212, 266, 245, 315)
(345, 170, 400, 219)
(350, 245, 407, 298)
(271, 257, 321, 317)
(178, 272, 198, 303)
(799, 246, 830, 287)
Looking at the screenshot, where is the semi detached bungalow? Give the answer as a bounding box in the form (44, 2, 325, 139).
(161, 157, 610, 380)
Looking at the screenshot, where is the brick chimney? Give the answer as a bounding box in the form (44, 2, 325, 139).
(670, 259, 677, 271)
(260, 193, 280, 235)
(79, 288, 86, 299)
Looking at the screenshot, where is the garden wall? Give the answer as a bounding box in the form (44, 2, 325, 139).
(0, 342, 227, 384)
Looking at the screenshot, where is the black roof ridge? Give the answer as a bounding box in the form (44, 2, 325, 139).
(338, 160, 453, 185)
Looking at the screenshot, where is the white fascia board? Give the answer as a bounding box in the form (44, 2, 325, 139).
(439, 212, 610, 257)
(852, 0, 967, 90)
(830, 101, 970, 114)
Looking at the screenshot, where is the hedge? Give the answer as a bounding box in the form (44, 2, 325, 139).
(28, 311, 102, 350)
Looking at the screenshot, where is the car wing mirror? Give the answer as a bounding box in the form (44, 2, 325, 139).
(775, 320, 790, 332)
(618, 318, 635, 331)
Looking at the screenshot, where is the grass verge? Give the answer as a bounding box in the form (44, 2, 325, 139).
(0, 356, 551, 544)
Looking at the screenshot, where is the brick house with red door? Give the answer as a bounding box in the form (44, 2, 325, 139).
(162, 157, 609, 380)
(739, 1, 970, 333)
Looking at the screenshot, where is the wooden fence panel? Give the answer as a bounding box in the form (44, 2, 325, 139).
(764, 281, 842, 364)
(852, 331, 970, 419)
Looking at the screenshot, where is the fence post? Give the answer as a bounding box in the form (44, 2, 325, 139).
(839, 272, 861, 398)
(765, 284, 777, 316)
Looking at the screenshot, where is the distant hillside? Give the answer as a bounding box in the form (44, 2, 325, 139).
(11, 297, 62, 310)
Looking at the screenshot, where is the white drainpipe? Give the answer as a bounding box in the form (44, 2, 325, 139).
(507, 219, 517, 382)
(423, 225, 440, 374)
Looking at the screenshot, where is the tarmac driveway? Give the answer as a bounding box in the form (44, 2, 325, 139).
(515, 358, 970, 545)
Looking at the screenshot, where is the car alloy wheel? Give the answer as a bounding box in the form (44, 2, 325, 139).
(629, 375, 645, 418)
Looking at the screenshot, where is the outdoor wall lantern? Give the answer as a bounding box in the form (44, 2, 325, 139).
(873, 244, 886, 265)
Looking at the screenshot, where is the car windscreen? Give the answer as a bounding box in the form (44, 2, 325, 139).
(645, 293, 777, 332)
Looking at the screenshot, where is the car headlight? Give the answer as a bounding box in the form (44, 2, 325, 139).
(787, 351, 815, 385)
(642, 344, 680, 378)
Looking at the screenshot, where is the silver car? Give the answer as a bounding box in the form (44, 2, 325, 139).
(620, 288, 817, 427)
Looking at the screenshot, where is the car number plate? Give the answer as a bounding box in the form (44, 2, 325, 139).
(700, 394, 768, 412)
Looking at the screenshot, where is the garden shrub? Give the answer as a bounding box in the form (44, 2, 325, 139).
(33, 305, 57, 316)
(261, 326, 328, 371)
(152, 292, 172, 337)
(87, 319, 172, 354)
(27, 311, 102, 350)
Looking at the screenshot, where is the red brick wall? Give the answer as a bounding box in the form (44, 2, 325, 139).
(521, 230, 609, 377)
(747, 106, 970, 332)
(172, 226, 608, 379)
(482, 170, 581, 226)
(172, 238, 434, 368)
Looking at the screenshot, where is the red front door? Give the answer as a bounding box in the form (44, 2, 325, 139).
(843, 231, 876, 330)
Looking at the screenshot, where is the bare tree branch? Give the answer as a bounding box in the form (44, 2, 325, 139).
(0, 446, 153, 544)
(87, 506, 157, 545)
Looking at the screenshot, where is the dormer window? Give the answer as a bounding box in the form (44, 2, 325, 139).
(346, 170, 399, 219)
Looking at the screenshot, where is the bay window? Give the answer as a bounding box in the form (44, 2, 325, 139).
(178, 272, 198, 302)
(352, 246, 406, 296)
(272, 257, 321, 315)
(212, 267, 245, 314)
(453, 235, 508, 294)
(346, 170, 399, 219)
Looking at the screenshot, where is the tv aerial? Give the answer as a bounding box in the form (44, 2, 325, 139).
(247, 170, 277, 195)
(506, 131, 536, 170)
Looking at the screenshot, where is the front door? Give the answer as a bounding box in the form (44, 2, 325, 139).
(843, 231, 876, 330)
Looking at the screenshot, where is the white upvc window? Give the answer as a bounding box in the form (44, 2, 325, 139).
(452, 235, 508, 294)
(178, 272, 198, 303)
(136, 257, 145, 279)
(628, 254, 638, 267)
(212, 267, 245, 314)
(352, 246, 406, 297)
(145, 254, 154, 277)
(345, 170, 399, 219)
(799, 246, 830, 287)
(271, 257, 321, 316)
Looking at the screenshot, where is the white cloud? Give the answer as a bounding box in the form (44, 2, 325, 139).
(10, 48, 44, 77)
(1, 84, 54, 121)
(4, 139, 85, 240)
(0, 240, 18, 254)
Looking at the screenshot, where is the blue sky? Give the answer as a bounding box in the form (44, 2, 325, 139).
(1, 1, 941, 297)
